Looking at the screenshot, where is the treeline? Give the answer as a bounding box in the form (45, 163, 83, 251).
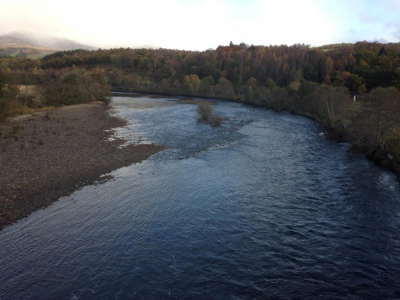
(0, 67, 111, 120)
(39, 67, 111, 106)
(2, 41, 400, 98)
(29, 41, 400, 92)
(239, 83, 400, 172)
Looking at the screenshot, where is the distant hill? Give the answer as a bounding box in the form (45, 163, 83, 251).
(0, 47, 55, 59)
(0, 30, 96, 51)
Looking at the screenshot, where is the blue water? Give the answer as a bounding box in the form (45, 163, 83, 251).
(1, 95, 400, 299)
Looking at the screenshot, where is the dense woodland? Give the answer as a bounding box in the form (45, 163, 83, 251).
(1, 41, 400, 178)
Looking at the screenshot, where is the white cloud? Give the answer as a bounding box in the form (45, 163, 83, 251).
(0, 0, 398, 50)
(249, 0, 337, 46)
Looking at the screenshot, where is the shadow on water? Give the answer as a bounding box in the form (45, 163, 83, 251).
(1, 95, 400, 299)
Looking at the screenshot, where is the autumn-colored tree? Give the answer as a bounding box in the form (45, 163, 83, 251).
(220, 70, 228, 78)
(246, 77, 258, 87)
(322, 57, 334, 79)
(35, 41, 400, 93)
(333, 71, 351, 87)
(189, 74, 201, 94)
(346, 74, 366, 93)
(324, 75, 332, 85)
(181, 75, 193, 94)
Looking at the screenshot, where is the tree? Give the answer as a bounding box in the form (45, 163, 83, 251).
(40, 69, 111, 106)
(333, 71, 351, 87)
(246, 77, 258, 87)
(0, 68, 20, 120)
(215, 78, 235, 99)
(157, 65, 175, 79)
(200, 77, 213, 97)
(355, 87, 400, 150)
(346, 74, 366, 93)
(31, 67, 39, 75)
(181, 75, 192, 94)
(265, 78, 277, 90)
(303, 85, 352, 131)
(322, 57, 334, 79)
(302, 63, 314, 81)
(323, 75, 332, 85)
(320, 86, 352, 130)
(189, 74, 201, 94)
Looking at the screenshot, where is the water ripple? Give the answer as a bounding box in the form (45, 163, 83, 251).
(1, 96, 400, 299)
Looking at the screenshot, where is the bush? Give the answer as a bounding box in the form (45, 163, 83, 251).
(213, 116, 223, 127)
(197, 103, 213, 120)
(0, 101, 34, 120)
(196, 103, 225, 126)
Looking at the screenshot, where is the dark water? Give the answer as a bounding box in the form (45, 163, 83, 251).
(1, 95, 400, 300)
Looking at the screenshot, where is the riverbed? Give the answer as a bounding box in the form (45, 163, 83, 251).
(1, 95, 400, 299)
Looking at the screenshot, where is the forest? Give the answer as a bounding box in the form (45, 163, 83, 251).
(1, 41, 400, 178)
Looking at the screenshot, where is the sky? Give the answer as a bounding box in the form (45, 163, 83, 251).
(1, 0, 400, 50)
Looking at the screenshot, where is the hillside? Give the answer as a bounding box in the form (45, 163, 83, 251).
(0, 30, 96, 51)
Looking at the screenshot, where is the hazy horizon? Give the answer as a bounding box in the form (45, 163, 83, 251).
(1, 0, 400, 50)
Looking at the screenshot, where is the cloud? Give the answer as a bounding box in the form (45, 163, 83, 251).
(0, 0, 399, 49)
(250, 0, 336, 46)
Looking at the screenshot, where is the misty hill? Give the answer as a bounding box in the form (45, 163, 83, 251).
(0, 30, 96, 51)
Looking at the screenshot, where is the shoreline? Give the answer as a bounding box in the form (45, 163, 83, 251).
(0, 102, 165, 230)
(112, 90, 400, 182)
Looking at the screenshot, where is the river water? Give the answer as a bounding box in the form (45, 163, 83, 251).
(1, 95, 400, 299)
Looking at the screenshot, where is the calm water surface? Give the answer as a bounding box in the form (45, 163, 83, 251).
(1, 95, 400, 299)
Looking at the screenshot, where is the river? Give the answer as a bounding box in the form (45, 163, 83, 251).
(1, 95, 400, 299)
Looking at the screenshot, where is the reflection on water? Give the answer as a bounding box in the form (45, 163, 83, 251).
(1, 95, 400, 300)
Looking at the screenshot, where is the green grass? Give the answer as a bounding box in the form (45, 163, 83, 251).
(9, 51, 20, 57)
(5, 50, 56, 59)
(26, 51, 56, 59)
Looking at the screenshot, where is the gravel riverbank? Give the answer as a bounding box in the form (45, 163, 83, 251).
(0, 102, 164, 230)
